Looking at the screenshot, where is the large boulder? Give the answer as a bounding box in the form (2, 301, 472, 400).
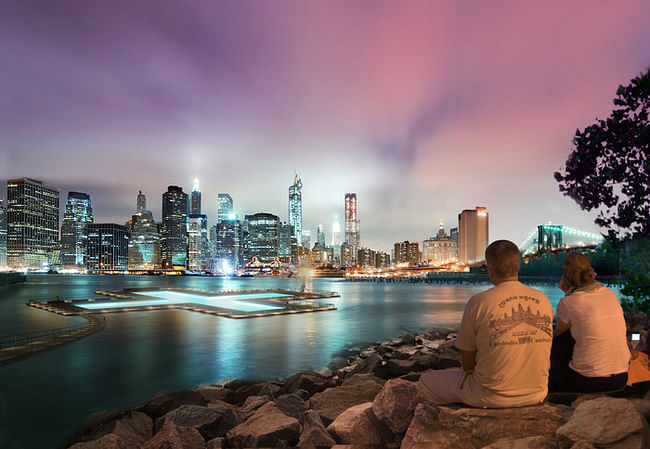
(297, 410, 336, 448)
(402, 402, 565, 449)
(140, 421, 205, 449)
(159, 404, 244, 440)
(68, 410, 153, 449)
(326, 402, 392, 444)
(196, 386, 229, 403)
(279, 370, 331, 396)
(347, 353, 386, 378)
(310, 378, 384, 424)
(225, 402, 300, 448)
(556, 397, 650, 449)
(480, 435, 558, 449)
(274, 393, 308, 423)
(372, 378, 419, 435)
(68, 434, 126, 449)
(135, 390, 205, 419)
(240, 395, 270, 416)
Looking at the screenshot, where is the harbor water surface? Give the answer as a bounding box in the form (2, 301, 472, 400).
(0, 274, 567, 449)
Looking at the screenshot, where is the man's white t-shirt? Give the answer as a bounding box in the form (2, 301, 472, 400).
(556, 284, 630, 377)
(456, 281, 554, 405)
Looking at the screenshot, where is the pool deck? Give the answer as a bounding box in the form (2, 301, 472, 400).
(28, 288, 339, 319)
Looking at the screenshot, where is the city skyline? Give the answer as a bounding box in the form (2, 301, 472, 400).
(2, 1, 649, 250)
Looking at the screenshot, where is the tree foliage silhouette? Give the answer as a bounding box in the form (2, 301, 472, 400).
(554, 70, 649, 242)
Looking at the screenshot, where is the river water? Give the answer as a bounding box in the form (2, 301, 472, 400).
(0, 274, 566, 449)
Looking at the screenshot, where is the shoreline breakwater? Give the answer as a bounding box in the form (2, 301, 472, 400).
(65, 313, 650, 449)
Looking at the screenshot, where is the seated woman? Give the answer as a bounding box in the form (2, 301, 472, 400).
(549, 252, 630, 392)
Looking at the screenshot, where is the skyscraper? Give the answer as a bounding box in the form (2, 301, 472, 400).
(317, 224, 326, 247)
(161, 185, 189, 269)
(422, 221, 457, 266)
(128, 191, 161, 270)
(137, 190, 147, 213)
(191, 177, 202, 215)
(345, 193, 360, 253)
(331, 215, 341, 263)
(0, 199, 6, 267)
(244, 213, 280, 262)
(217, 193, 234, 223)
(188, 214, 208, 270)
(278, 222, 295, 261)
(458, 207, 489, 266)
(87, 224, 130, 272)
(288, 174, 303, 246)
(6, 178, 59, 269)
(216, 217, 241, 273)
(394, 241, 420, 266)
(60, 192, 94, 268)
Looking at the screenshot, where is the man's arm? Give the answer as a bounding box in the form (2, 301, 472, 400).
(461, 350, 476, 371)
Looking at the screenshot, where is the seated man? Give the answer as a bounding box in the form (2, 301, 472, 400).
(418, 240, 554, 408)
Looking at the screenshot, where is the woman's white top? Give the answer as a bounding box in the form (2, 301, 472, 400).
(556, 283, 630, 377)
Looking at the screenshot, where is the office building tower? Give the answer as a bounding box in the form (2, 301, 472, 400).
(244, 213, 279, 262)
(188, 214, 208, 270)
(376, 252, 391, 269)
(217, 193, 234, 223)
(209, 224, 218, 269)
(394, 241, 420, 266)
(288, 174, 303, 246)
(161, 185, 189, 269)
(450, 227, 459, 257)
(301, 229, 311, 249)
(278, 222, 295, 261)
(0, 199, 6, 267)
(137, 190, 147, 213)
(345, 193, 360, 253)
(357, 247, 376, 268)
(191, 177, 202, 215)
(6, 178, 59, 269)
(87, 223, 130, 271)
(216, 217, 241, 273)
(60, 192, 93, 268)
(458, 207, 489, 266)
(423, 221, 457, 266)
(317, 224, 326, 247)
(340, 242, 353, 267)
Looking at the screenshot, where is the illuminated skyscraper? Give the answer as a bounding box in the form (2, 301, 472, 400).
(317, 224, 325, 247)
(0, 199, 6, 267)
(244, 213, 279, 262)
(331, 215, 341, 263)
(137, 190, 147, 213)
(217, 193, 234, 223)
(128, 191, 161, 270)
(345, 193, 360, 253)
(191, 177, 202, 215)
(394, 241, 420, 266)
(288, 174, 303, 246)
(188, 214, 208, 270)
(87, 223, 129, 272)
(216, 217, 241, 273)
(6, 178, 60, 269)
(278, 222, 295, 261)
(61, 192, 94, 268)
(161, 185, 189, 269)
(301, 229, 311, 249)
(458, 207, 489, 266)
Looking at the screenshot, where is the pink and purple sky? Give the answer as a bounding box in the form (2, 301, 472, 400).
(1, 0, 649, 251)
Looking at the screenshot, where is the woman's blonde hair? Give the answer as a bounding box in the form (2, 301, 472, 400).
(563, 252, 597, 289)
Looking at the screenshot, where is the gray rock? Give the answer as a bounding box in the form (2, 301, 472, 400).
(141, 421, 206, 449)
(279, 370, 331, 396)
(556, 397, 649, 449)
(347, 353, 386, 378)
(630, 398, 650, 424)
(480, 435, 558, 449)
(225, 402, 300, 448)
(341, 373, 385, 388)
(372, 378, 419, 435)
(160, 404, 243, 440)
(69, 433, 126, 449)
(403, 402, 565, 449)
(258, 382, 281, 399)
(310, 378, 384, 424)
(274, 393, 308, 423)
(326, 402, 391, 444)
(297, 410, 336, 449)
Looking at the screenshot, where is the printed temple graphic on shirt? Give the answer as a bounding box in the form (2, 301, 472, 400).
(488, 303, 553, 347)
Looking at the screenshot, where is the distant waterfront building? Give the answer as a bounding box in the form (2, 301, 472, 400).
(244, 213, 279, 262)
(217, 193, 234, 223)
(137, 190, 147, 213)
(312, 242, 326, 265)
(301, 229, 311, 249)
(188, 214, 208, 270)
(317, 224, 326, 247)
(87, 223, 130, 272)
(458, 207, 489, 266)
(288, 174, 303, 246)
(61, 192, 94, 269)
(340, 242, 353, 267)
(357, 247, 376, 268)
(191, 177, 202, 215)
(331, 215, 341, 261)
(345, 193, 360, 258)
(0, 199, 6, 267)
(6, 178, 60, 269)
(376, 251, 391, 269)
(216, 217, 241, 273)
(422, 221, 457, 266)
(278, 222, 295, 261)
(394, 241, 420, 266)
(209, 224, 218, 269)
(450, 227, 459, 258)
(161, 185, 189, 269)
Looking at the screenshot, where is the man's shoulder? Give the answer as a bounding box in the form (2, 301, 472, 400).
(470, 282, 551, 307)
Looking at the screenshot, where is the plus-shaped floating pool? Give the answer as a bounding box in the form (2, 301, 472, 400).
(29, 288, 339, 319)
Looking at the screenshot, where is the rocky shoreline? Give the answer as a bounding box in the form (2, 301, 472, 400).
(66, 323, 650, 449)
